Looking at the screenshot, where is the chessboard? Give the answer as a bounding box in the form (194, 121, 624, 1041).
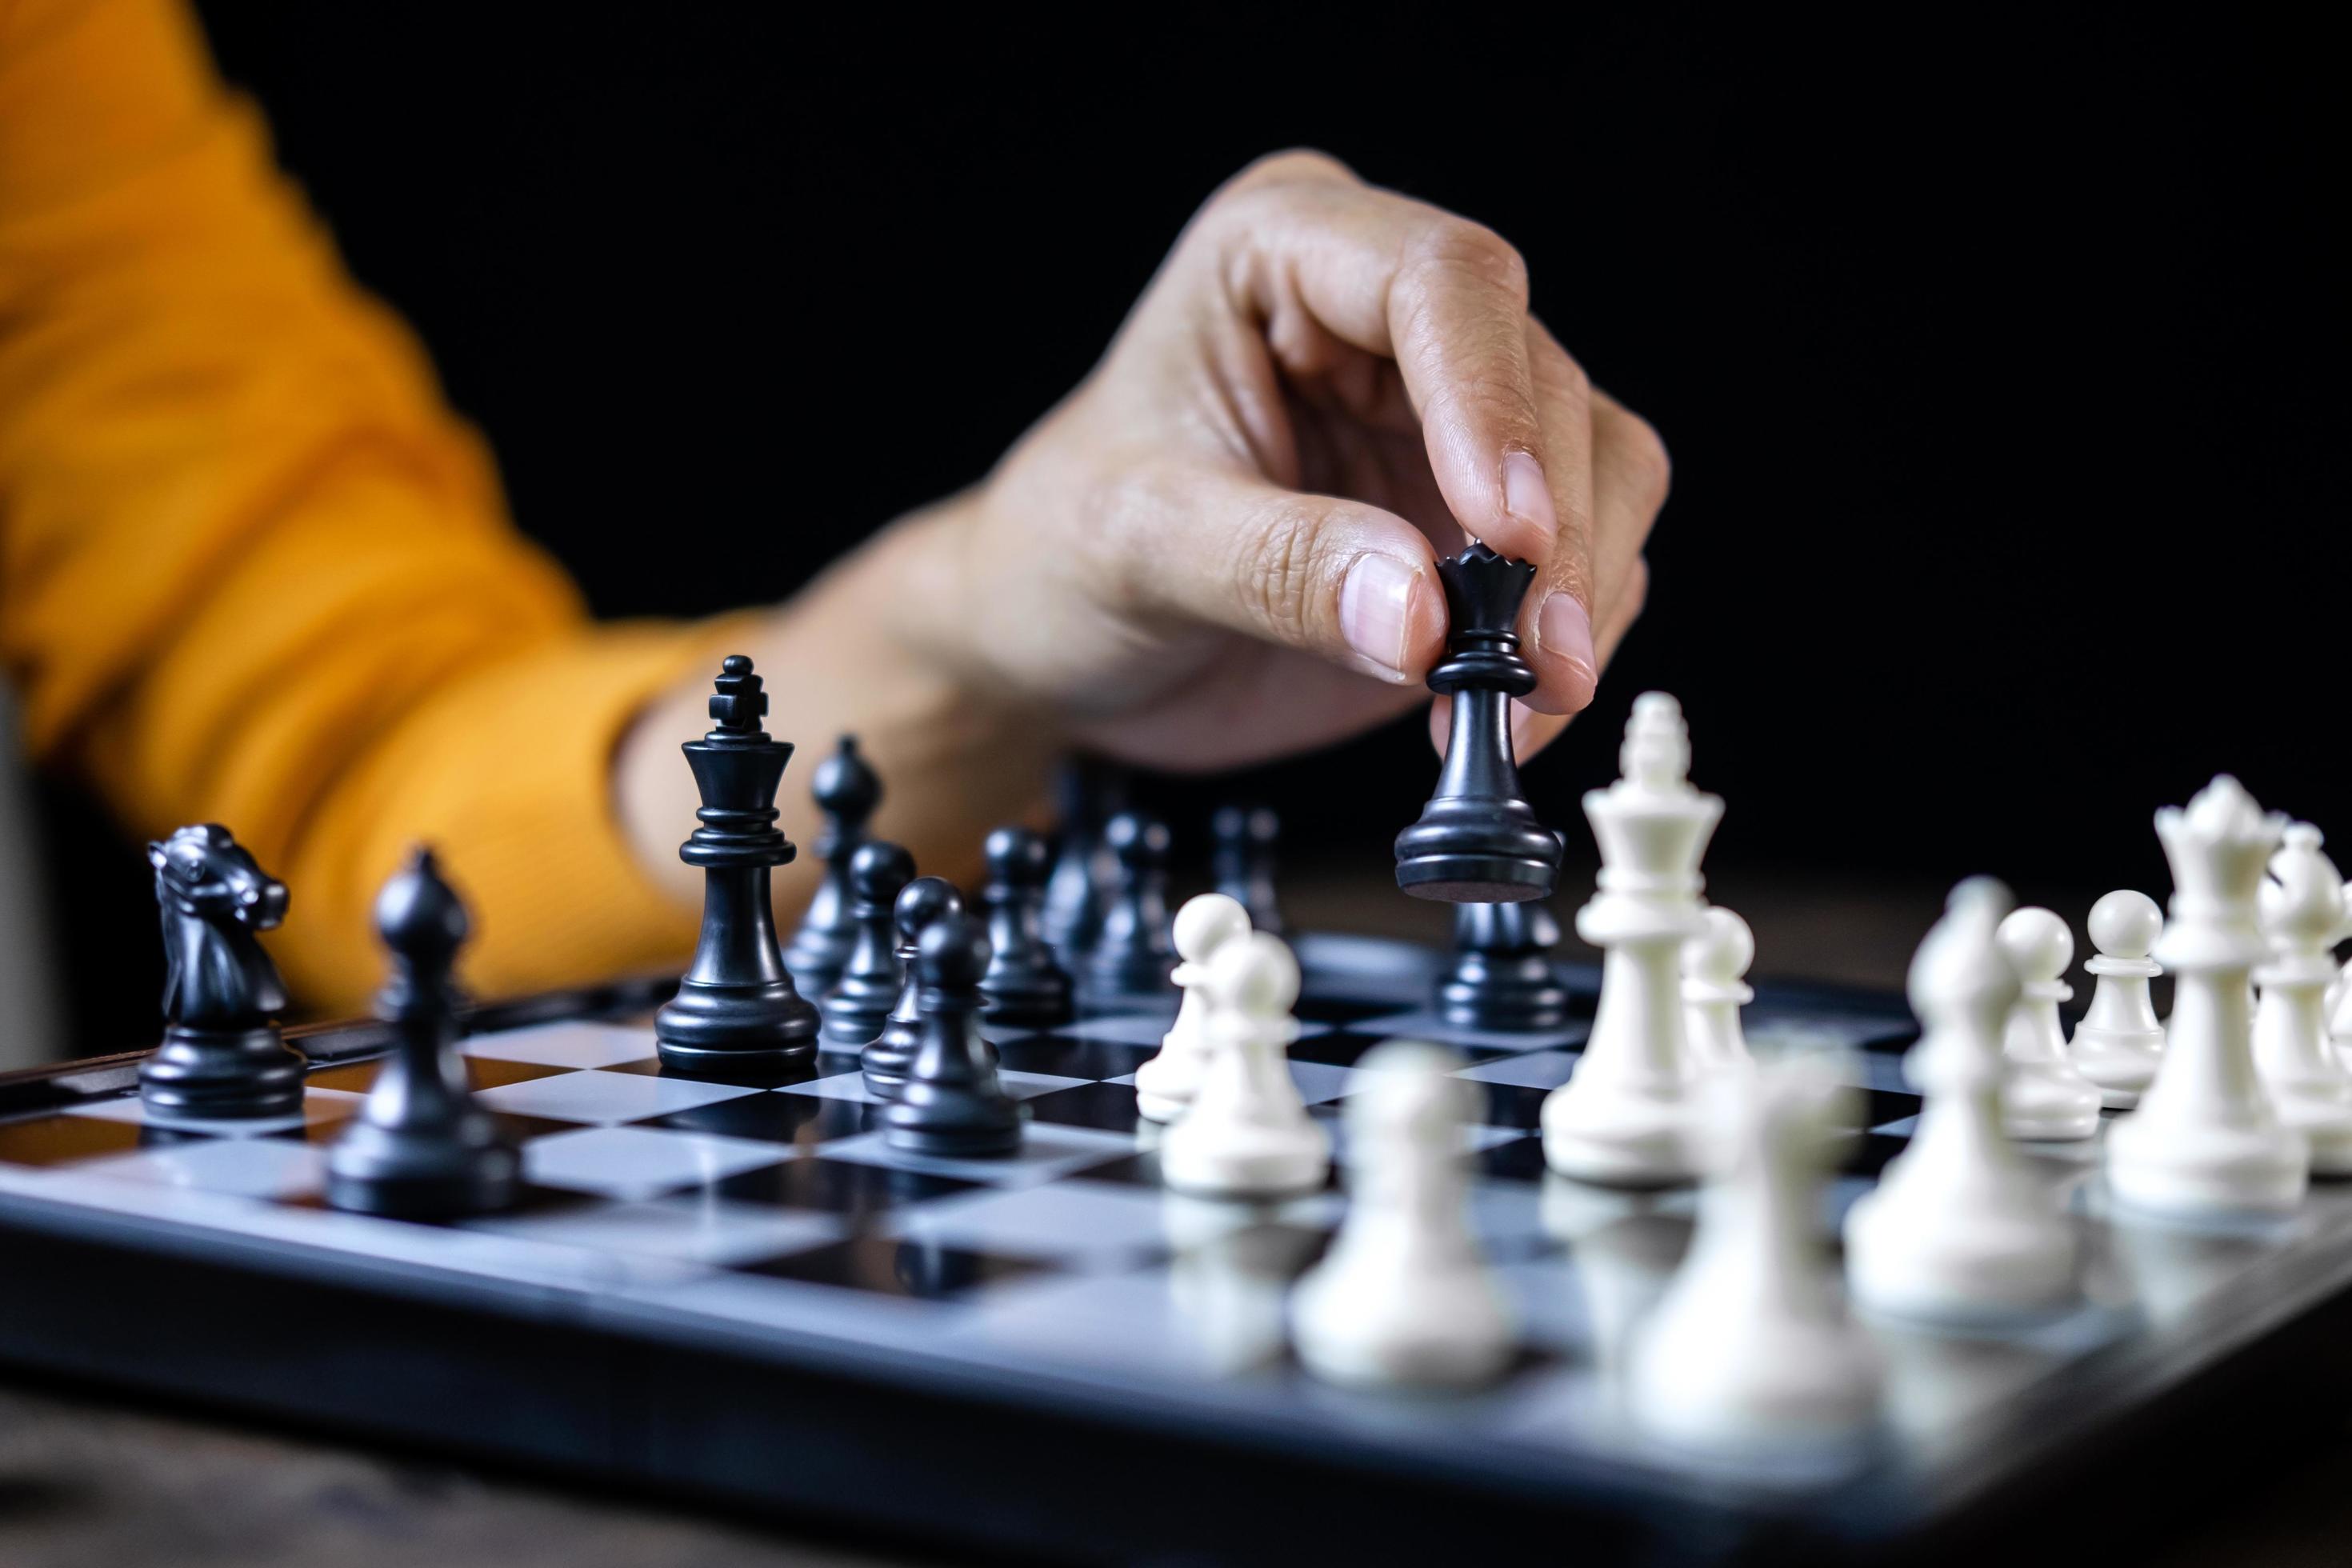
(3, 934, 2350, 1566)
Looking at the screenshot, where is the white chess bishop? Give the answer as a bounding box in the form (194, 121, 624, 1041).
(1158, 932, 1331, 1199)
(1542, 694, 1720, 1187)
(1995, 907, 2102, 1141)
(2108, 777, 2309, 1217)
(1844, 878, 2078, 1319)
(1134, 893, 1253, 1122)
(2250, 825, 2352, 1175)
(1626, 1051, 1882, 1450)
(2070, 890, 2166, 1106)
(1682, 906, 1755, 1077)
(1290, 1042, 1517, 1389)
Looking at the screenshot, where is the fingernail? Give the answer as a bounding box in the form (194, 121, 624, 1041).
(1340, 554, 1421, 681)
(1537, 590, 1598, 706)
(1502, 450, 1558, 543)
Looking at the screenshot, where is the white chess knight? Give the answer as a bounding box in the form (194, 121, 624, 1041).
(2109, 777, 2308, 1217)
(2251, 825, 2352, 1174)
(1159, 932, 1331, 1199)
(1543, 693, 1721, 1186)
(1290, 1042, 1517, 1389)
(1627, 1051, 1882, 1449)
(1134, 893, 1253, 1122)
(1682, 906, 1755, 1077)
(2070, 890, 2167, 1107)
(1844, 878, 2078, 1319)
(1995, 908, 2102, 1141)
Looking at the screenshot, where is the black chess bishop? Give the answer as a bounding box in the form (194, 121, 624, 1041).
(883, 913, 1024, 1158)
(326, 847, 519, 1218)
(978, 826, 1074, 1029)
(820, 840, 914, 1047)
(139, 822, 306, 1121)
(1394, 542, 1563, 902)
(781, 734, 882, 998)
(654, 656, 821, 1075)
(1212, 804, 1283, 936)
(863, 874, 967, 1099)
(1086, 810, 1177, 998)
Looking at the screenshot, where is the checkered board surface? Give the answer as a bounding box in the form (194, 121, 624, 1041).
(7, 934, 2352, 1558)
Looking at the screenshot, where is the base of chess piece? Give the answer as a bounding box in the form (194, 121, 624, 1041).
(325, 1117, 520, 1217)
(138, 1024, 306, 1121)
(655, 979, 822, 1078)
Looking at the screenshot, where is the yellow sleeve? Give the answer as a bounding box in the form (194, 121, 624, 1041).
(0, 0, 713, 1010)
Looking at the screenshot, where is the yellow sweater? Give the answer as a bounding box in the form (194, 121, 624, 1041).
(0, 0, 714, 1010)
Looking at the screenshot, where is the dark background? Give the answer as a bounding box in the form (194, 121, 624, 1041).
(34, 3, 2350, 1049)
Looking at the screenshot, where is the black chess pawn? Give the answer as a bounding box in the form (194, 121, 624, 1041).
(1086, 810, 1177, 998)
(325, 848, 519, 1217)
(138, 823, 306, 1121)
(655, 656, 822, 1075)
(883, 913, 1023, 1158)
(1042, 756, 1127, 960)
(978, 826, 1075, 1029)
(1211, 804, 1284, 936)
(1438, 899, 1570, 1030)
(1394, 542, 1564, 902)
(819, 841, 915, 1047)
(862, 875, 966, 1099)
(781, 734, 882, 998)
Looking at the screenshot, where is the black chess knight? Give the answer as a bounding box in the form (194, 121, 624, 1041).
(139, 823, 306, 1120)
(654, 655, 821, 1075)
(1394, 542, 1563, 902)
(781, 734, 881, 997)
(326, 848, 519, 1218)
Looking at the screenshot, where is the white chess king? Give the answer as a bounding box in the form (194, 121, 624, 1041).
(1542, 693, 1721, 1187)
(2106, 776, 2308, 1217)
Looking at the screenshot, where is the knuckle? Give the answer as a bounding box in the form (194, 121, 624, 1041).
(1224, 147, 1359, 197)
(1616, 412, 1674, 514)
(1408, 217, 1531, 306)
(1234, 502, 1330, 638)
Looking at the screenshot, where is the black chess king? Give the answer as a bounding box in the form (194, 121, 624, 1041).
(654, 655, 822, 1074)
(1394, 542, 1563, 902)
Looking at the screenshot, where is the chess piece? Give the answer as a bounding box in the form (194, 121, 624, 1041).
(1843, 878, 2078, 1318)
(1542, 694, 1720, 1186)
(1211, 804, 1284, 936)
(1134, 894, 1254, 1122)
(326, 849, 519, 1217)
(138, 823, 305, 1120)
(2109, 777, 2309, 1217)
(2070, 890, 2166, 1107)
(654, 656, 821, 1075)
(1627, 1053, 1882, 1449)
(1291, 1042, 1517, 1389)
(882, 914, 1022, 1158)
(1161, 933, 1331, 1198)
(1995, 908, 2102, 1141)
(1682, 906, 1756, 1076)
(977, 826, 1074, 1029)
(1086, 810, 1177, 998)
(1437, 898, 1570, 1031)
(1394, 542, 1563, 903)
(2331, 954, 2352, 1074)
(2252, 825, 2352, 1174)
(1042, 757, 1126, 959)
(818, 841, 914, 1047)
(863, 876, 966, 1099)
(781, 734, 882, 998)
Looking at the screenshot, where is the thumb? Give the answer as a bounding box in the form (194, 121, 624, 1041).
(1102, 466, 1447, 684)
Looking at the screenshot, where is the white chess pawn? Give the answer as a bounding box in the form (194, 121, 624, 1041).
(1682, 906, 1755, 1077)
(2070, 890, 2166, 1107)
(1627, 1051, 1882, 1450)
(1134, 893, 1252, 1122)
(2251, 825, 2352, 1174)
(2108, 778, 2307, 1217)
(1995, 908, 2102, 1141)
(1844, 878, 2078, 1319)
(1159, 933, 1331, 1199)
(1291, 1042, 1517, 1389)
(1543, 694, 1721, 1187)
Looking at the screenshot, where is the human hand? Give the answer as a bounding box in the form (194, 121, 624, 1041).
(891, 150, 1669, 770)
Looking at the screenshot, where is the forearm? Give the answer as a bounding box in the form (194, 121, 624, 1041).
(615, 495, 1065, 911)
